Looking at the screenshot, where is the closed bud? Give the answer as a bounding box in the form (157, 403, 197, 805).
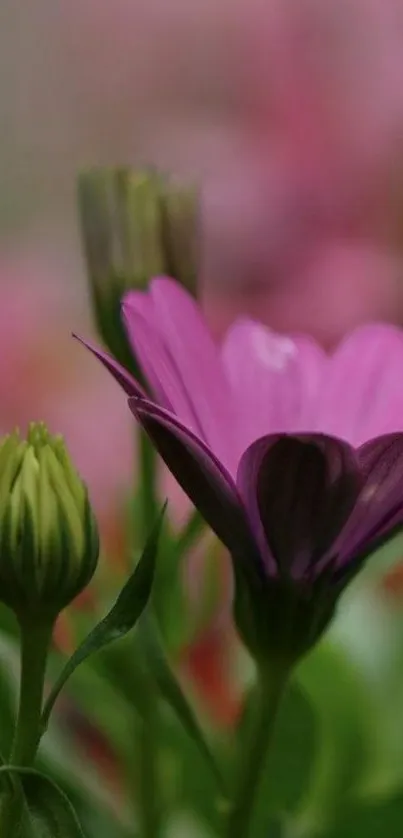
(78, 166, 200, 373)
(0, 423, 99, 620)
(160, 176, 199, 297)
(78, 167, 165, 374)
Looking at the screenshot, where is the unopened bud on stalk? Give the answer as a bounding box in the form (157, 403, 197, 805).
(160, 176, 199, 297)
(78, 167, 166, 373)
(78, 167, 200, 372)
(0, 423, 99, 620)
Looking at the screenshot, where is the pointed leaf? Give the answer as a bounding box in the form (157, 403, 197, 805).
(0, 767, 27, 837)
(0, 767, 86, 837)
(42, 506, 166, 728)
(140, 615, 227, 795)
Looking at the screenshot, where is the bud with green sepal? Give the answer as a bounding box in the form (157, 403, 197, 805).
(160, 174, 199, 298)
(78, 167, 166, 376)
(0, 422, 99, 622)
(78, 166, 200, 375)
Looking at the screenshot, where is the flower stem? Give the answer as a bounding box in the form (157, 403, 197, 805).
(11, 617, 54, 766)
(137, 675, 160, 838)
(225, 664, 289, 838)
(139, 430, 158, 541)
(136, 430, 161, 837)
(176, 509, 205, 558)
(0, 616, 54, 837)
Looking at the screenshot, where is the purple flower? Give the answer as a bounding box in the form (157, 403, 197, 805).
(76, 279, 403, 660)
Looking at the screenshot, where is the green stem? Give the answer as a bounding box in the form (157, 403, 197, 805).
(139, 430, 158, 541)
(0, 616, 54, 837)
(137, 676, 160, 838)
(136, 431, 160, 837)
(11, 617, 54, 766)
(225, 665, 289, 838)
(176, 509, 204, 558)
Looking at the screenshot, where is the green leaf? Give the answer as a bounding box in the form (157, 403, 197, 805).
(241, 678, 316, 838)
(279, 640, 382, 838)
(175, 509, 205, 558)
(41, 505, 166, 728)
(318, 790, 403, 837)
(0, 746, 15, 797)
(153, 513, 215, 654)
(156, 704, 227, 833)
(140, 615, 226, 795)
(151, 515, 188, 652)
(0, 625, 20, 759)
(298, 642, 379, 814)
(37, 715, 133, 837)
(263, 816, 284, 838)
(0, 767, 86, 837)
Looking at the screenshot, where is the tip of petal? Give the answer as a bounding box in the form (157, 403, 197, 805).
(122, 276, 183, 310)
(73, 333, 146, 398)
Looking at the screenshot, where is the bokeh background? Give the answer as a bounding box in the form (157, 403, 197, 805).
(4, 0, 403, 515)
(3, 2, 403, 835)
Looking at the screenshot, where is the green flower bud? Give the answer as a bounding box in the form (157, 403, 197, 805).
(78, 167, 165, 374)
(0, 423, 99, 620)
(160, 175, 199, 298)
(77, 166, 200, 372)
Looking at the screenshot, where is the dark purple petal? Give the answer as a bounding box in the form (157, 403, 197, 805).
(335, 433, 403, 565)
(237, 434, 360, 578)
(129, 397, 257, 558)
(73, 334, 146, 398)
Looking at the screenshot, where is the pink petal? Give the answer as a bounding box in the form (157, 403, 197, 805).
(221, 319, 325, 450)
(124, 278, 238, 473)
(123, 290, 155, 323)
(123, 294, 201, 421)
(316, 324, 403, 444)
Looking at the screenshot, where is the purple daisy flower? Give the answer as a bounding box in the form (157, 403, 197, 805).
(76, 278, 403, 660)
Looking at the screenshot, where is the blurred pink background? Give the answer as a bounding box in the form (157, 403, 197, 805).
(2, 0, 403, 569)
